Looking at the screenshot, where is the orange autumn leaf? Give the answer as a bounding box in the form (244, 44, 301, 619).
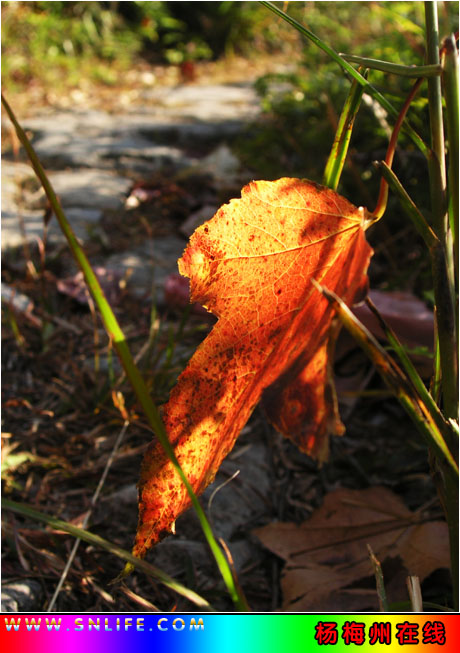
(134, 178, 372, 558)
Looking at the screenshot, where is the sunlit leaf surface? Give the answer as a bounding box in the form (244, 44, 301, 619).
(135, 178, 372, 558)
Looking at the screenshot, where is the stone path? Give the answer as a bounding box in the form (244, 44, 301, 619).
(2, 82, 260, 264)
(1, 81, 273, 611)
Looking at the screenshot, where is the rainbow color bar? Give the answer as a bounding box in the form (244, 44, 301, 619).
(1, 614, 458, 652)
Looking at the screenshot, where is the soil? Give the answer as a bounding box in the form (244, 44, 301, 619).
(1, 58, 452, 613)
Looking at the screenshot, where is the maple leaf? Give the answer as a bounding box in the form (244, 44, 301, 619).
(134, 178, 372, 558)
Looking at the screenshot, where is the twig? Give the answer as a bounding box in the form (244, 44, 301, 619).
(371, 78, 423, 220)
(367, 544, 389, 611)
(120, 585, 160, 612)
(46, 420, 130, 612)
(407, 575, 423, 612)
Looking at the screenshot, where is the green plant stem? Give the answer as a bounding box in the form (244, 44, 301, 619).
(2, 498, 214, 610)
(430, 237, 458, 416)
(312, 280, 458, 476)
(442, 35, 459, 280)
(437, 461, 459, 611)
(316, 277, 459, 609)
(424, 3, 458, 421)
(323, 72, 366, 190)
(322, 278, 459, 609)
(340, 53, 442, 77)
(364, 296, 455, 452)
(378, 162, 438, 248)
(260, 0, 429, 157)
(425, 2, 448, 236)
(1, 93, 249, 613)
(377, 162, 456, 419)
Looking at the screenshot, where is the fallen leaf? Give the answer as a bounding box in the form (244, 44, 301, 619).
(353, 289, 434, 351)
(253, 486, 449, 611)
(334, 289, 435, 415)
(135, 178, 372, 557)
(57, 267, 123, 306)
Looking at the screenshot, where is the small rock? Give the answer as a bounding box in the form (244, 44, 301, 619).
(1, 208, 52, 251)
(140, 70, 156, 86)
(198, 144, 241, 180)
(2, 580, 43, 612)
(48, 169, 131, 211)
(14, 169, 130, 213)
(174, 440, 271, 546)
(101, 484, 138, 507)
(150, 441, 271, 577)
(2, 205, 103, 250)
(48, 207, 103, 244)
(141, 83, 260, 123)
(180, 204, 218, 238)
(105, 236, 186, 300)
(1, 282, 34, 313)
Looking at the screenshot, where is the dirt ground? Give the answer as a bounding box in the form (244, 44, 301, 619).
(1, 58, 453, 613)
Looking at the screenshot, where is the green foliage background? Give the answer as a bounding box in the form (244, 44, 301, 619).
(2, 1, 457, 294)
(2, 1, 459, 284)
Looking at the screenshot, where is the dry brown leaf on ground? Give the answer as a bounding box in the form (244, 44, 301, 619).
(253, 486, 449, 611)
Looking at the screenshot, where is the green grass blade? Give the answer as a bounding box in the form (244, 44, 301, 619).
(2, 497, 214, 610)
(259, 1, 428, 157)
(424, 3, 458, 421)
(364, 296, 456, 456)
(377, 161, 446, 408)
(378, 161, 438, 248)
(312, 280, 458, 476)
(378, 162, 457, 420)
(1, 93, 250, 612)
(340, 54, 441, 77)
(442, 35, 459, 279)
(323, 73, 366, 190)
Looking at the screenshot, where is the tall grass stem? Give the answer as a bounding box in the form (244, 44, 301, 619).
(1, 93, 249, 612)
(424, 2, 458, 421)
(323, 73, 366, 190)
(260, 1, 429, 156)
(2, 498, 214, 610)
